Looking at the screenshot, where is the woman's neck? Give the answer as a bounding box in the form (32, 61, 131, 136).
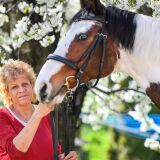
(10, 104, 35, 122)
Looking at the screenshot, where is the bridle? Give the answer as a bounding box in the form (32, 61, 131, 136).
(47, 15, 108, 97)
(48, 9, 108, 160)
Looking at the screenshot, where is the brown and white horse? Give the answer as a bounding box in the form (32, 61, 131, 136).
(35, 0, 160, 108)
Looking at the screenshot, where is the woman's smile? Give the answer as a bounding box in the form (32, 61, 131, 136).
(18, 94, 30, 99)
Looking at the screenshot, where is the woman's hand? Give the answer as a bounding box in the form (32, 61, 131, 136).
(34, 96, 61, 119)
(58, 151, 78, 160)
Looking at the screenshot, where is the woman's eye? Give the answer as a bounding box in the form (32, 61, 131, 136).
(11, 86, 18, 90)
(23, 83, 29, 87)
(78, 34, 87, 40)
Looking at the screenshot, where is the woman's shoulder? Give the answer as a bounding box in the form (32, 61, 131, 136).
(0, 106, 9, 115)
(0, 106, 14, 121)
(0, 106, 12, 123)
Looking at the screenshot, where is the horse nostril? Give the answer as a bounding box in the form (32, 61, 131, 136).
(40, 82, 48, 102)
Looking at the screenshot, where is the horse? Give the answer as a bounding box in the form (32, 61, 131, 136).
(35, 0, 160, 109)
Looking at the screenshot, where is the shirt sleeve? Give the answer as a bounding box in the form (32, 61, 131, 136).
(0, 112, 25, 158)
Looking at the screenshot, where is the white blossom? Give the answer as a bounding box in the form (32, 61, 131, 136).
(0, 32, 11, 55)
(39, 5, 47, 16)
(34, 6, 40, 14)
(129, 105, 160, 133)
(11, 17, 31, 49)
(0, 14, 9, 27)
(136, 0, 142, 8)
(18, 2, 33, 14)
(40, 35, 55, 47)
(36, 0, 56, 8)
(0, 5, 6, 13)
(2, 44, 12, 53)
(50, 13, 63, 28)
(0, 30, 11, 45)
(48, 4, 63, 15)
(144, 134, 160, 151)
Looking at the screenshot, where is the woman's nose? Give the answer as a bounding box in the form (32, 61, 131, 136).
(18, 86, 26, 92)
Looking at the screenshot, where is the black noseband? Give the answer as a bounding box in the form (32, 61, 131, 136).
(47, 55, 78, 70)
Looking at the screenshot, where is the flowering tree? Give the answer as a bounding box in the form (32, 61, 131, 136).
(0, 0, 68, 70)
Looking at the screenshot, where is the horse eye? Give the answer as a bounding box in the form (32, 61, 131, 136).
(78, 34, 87, 40)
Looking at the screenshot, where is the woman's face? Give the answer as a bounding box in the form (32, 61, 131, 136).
(7, 74, 34, 106)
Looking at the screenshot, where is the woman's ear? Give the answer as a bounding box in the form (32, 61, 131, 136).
(3, 87, 13, 106)
(5, 87, 10, 98)
(32, 91, 38, 104)
(80, 0, 105, 16)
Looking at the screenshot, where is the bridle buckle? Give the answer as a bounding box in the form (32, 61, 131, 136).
(97, 33, 107, 38)
(64, 76, 80, 92)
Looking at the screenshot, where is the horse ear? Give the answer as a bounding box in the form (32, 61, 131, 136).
(80, 0, 105, 15)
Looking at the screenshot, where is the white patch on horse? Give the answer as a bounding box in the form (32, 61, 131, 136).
(133, 14, 160, 63)
(55, 20, 96, 57)
(35, 21, 95, 99)
(115, 14, 160, 90)
(115, 48, 160, 90)
(35, 59, 63, 99)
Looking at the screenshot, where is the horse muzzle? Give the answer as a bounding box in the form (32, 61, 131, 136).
(38, 76, 80, 103)
(38, 82, 66, 104)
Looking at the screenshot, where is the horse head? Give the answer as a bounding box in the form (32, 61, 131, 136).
(35, 0, 118, 103)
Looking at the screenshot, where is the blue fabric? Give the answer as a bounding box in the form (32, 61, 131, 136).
(105, 114, 160, 140)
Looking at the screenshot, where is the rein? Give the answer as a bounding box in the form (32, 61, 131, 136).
(48, 14, 108, 160)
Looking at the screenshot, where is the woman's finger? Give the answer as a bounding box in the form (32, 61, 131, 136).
(51, 95, 64, 105)
(64, 151, 78, 160)
(58, 153, 65, 160)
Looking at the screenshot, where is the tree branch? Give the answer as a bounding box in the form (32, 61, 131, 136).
(94, 86, 146, 95)
(5, 0, 22, 13)
(0, 45, 11, 54)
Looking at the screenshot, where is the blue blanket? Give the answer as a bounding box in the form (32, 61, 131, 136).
(105, 114, 160, 140)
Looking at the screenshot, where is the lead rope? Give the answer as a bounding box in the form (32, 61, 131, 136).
(50, 107, 59, 160)
(63, 92, 74, 156)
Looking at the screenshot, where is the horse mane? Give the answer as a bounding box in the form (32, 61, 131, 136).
(70, 6, 137, 50)
(105, 6, 137, 50)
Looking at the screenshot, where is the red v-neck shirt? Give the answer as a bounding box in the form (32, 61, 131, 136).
(0, 107, 61, 160)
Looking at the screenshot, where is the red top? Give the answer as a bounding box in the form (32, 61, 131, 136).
(0, 107, 61, 160)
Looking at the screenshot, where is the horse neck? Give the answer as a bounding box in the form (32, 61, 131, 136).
(109, 8, 160, 86)
(115, 15, 160, 90)
(104, 7, 160, 108)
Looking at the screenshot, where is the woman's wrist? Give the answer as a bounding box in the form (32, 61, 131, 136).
(31, 109, 43, 121)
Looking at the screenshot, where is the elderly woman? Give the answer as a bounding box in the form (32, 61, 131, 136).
(0, 59, 78, 160)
